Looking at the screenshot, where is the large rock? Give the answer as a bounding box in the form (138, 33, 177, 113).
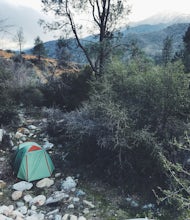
(36, 178, 54, 188)
(16, 206, 28, 215)
(0, 214, 12, 220)
(0, 205, 14, 216)
(46, 191, 69, 205)
(25, 213, 44, 220)
(61, 177, 77, 192)
(70, 215, 78, 220)
(13, 181, 33, 191)
(11, 191, 23, 201)
(30, 195, 46, 206)
(24, 194, 33, 203)
(0, 129, 5, 142)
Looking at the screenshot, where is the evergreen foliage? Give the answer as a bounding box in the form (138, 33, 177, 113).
(32, 36, 47, 61)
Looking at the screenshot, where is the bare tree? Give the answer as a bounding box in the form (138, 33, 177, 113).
(40, 0, 131, 77)
(14, 27, 25, 55)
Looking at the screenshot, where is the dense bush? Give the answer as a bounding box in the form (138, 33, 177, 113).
(41, 66, 92, 111)
(46, 58, 190, 218)
(0, 64, 17, 125)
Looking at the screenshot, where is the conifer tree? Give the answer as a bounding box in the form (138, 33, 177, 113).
(32, 36, 46, 61)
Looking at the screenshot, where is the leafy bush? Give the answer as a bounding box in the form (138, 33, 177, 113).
(46, 58, 190, 218)
(0, 63, 17, 125)
(17, 87, 44, 107)
(41, 66, 92, 111)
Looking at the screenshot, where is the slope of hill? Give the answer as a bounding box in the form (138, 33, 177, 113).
(123, 23, 189, 56)
(0, 50, 80, 83)
(24, 12, 190, 62)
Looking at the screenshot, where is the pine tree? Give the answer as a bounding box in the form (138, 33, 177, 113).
(32, 36, 46, 61)
(183, 25, 190, 72)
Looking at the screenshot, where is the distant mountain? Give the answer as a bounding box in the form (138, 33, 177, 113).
(123, 23, 189, 57)
(133, 11, 190, 25)
(25, 12, 190, 63)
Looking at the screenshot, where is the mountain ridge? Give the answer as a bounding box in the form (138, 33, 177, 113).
(25, 12, 190, 62)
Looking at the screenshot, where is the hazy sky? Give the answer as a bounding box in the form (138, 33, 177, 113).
(0, 0, 190, 49)
(129, 0, 190, 21)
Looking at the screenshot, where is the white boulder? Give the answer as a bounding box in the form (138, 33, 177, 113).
(13, 181, 33, 191)
(36, 178, 54, 188)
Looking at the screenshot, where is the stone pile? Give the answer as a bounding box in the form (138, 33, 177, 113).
(0, 176, 95, 220)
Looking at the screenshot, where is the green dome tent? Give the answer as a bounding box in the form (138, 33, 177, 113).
(13, 142, 55, 182)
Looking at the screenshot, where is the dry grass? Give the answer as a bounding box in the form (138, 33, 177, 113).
(0, 49, 80, 82)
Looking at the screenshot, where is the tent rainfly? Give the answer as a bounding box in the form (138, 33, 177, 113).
(13, 142, 55, 182)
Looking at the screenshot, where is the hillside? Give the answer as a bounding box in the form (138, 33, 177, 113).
(0, 50, 80, 83)
(25, 22, 189, 63)
(123, 23, 189, 57)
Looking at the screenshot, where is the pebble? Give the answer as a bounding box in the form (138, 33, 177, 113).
(11, 191, 23, 201)
(0, 180, 6, 189)
(24, 195, 33, 203)
(83, 200, 95, 209)
(62, 214, 69, 220)
(70, 215, 78, 220)
(67, 204, 74, 209)
(78, 217, 87, 220)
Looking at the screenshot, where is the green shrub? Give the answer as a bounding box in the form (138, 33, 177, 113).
(0, 65, 17, 125)
(19, 87, 44, 107)
(41, 66, 92, 111)
(45, 58, 190, 218)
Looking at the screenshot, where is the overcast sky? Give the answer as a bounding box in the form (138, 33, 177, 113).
(0, 0, 190, 50)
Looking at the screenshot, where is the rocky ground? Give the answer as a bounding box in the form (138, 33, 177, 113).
(0, 108, 155, 220)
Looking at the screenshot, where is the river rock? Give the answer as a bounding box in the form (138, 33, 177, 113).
(12, 209, 24, 218)
(15, 132, 25, 139)
(83, 208, 89, 215)
(11, 191, 23, 201)
(46, 191, 69, 205)
(17, 128, 30, 135)
(24, 194, 33, 203)
(62, 214, 69, 220)
(13, 181, 33, 191)
(78, 217, 87, 220)
(67, 204, 74, 209)
(61, 176, 77, 192)
(0, 129, 5, 142)
(30, 195, 46, 206)
(0, 214, 12, 220)
(16, 206, 28, 215)
(25, 213, 44, 220)
(36, 178, 54, 188)
(0, 205, 14, 216)
(43, 141, 54, 150)
(16, 202, 25, 208)
(0, 180, 6, 189)
(70, 215, 78, 220)
(55, 173, 61, 178)
(55, 214, 62, 220)
(83, 200, 95, 209)
(28, 125, 37, 130)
